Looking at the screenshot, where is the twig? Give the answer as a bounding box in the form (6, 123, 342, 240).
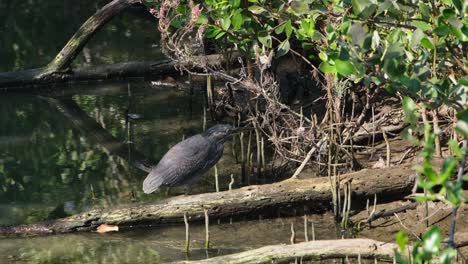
(382, 130, 390, 167)
(204, 208, 210, 249)
(184, 212, 190, 253)
(290, 222, 296, 244)
(311, 222, 315, 241)
(304, 215, 309, 242)
(214, 165, 219, 192)
(291, 137, 327, 178)
(229, 174, 235, 191)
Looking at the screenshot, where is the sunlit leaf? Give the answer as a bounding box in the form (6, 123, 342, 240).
(335, 59, 356, 76)
(276, 39, 290, 57)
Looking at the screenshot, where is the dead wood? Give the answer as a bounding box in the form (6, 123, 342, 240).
(0, 164, 416, 235)
(172, 238, 398, 263)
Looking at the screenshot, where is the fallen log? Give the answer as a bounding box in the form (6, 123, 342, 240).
(173, 232, 468, 264)
(173, 238, 398, 263)
(0, 60, 179, 90)
(0, 164, 416, 235)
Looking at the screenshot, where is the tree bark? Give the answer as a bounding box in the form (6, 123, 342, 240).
(0, 164, 416, 235)
(173, 238, 398, 263)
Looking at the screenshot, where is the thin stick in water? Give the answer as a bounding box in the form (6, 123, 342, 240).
(204, 208, 210, 249)
(304, 215, 309, 242)
(229, 174, 234, 191)
(311, 222, 315, 241)
(382, 130, 390, 167)
(214, 165, 219, 192)
(184, 212, 190, 253)
(290, 222, 296, 244)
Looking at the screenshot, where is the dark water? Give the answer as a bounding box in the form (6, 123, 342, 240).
(0, 82, 341, 263)
(0, 1, 343, 263)
(0, 0, 163, 72)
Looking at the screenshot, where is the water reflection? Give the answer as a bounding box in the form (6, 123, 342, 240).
(0, 0, 163, 72)
(0, 81, 204, 225)
(0, 214, 338, 263)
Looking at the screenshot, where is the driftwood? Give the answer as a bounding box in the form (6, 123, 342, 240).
(0, 164, 416, 235)
(173, 238, 398, 263)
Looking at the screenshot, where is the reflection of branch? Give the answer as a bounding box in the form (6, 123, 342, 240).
(43, 97, 153, 172)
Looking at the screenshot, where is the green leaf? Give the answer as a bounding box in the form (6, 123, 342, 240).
(258, 31, 272, 48)
(215, 31, 227, 39)
(319, 61, 336, 73)
(450, 0, 463, 12)
(206, 27, 222, 38)
(229, 0, 241, 8)
(274, 22, 286, 34)
(402, 97, 418, 124)
(232, 11, 244, 30)
(285, 20, 293, 38)
(442, 8, 456, 19)
(352, 0, 376, 18)
(395, 231, 409, 252)
(448, 140, 463, 159)
(421, 37, 435, 49)
(434, 25, 450, 37)
(456, 108, 468, 138)
(277, 39, 290, 57)
(290, 1, 310, 14)
(455, 120, 468, 137)
(422, 226, 441, 255)
(318, 52, 328, 62)
(411, 21, 432, 31)
(459, 75, 468, 86)
(335, 59, 356, 76)
(220, 16, 231, 31)
(419, 4, 430, 18)
(248, 5, 267, 14)
(197, 15, 208, 25)
(440, 248, 457, 264)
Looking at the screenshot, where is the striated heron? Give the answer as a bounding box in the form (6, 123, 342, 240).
(143, 124, 244, 194)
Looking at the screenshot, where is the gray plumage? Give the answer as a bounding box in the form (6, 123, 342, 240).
(142, 124, 238, 194)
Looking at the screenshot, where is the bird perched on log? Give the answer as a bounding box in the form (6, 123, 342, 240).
(143, 124, 244, 194)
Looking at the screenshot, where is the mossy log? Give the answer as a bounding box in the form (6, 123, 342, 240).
(173, 238, 398, 263)
(0, 164, 416, 235)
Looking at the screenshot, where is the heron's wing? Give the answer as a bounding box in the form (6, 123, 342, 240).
(142, 135, 222, 193)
